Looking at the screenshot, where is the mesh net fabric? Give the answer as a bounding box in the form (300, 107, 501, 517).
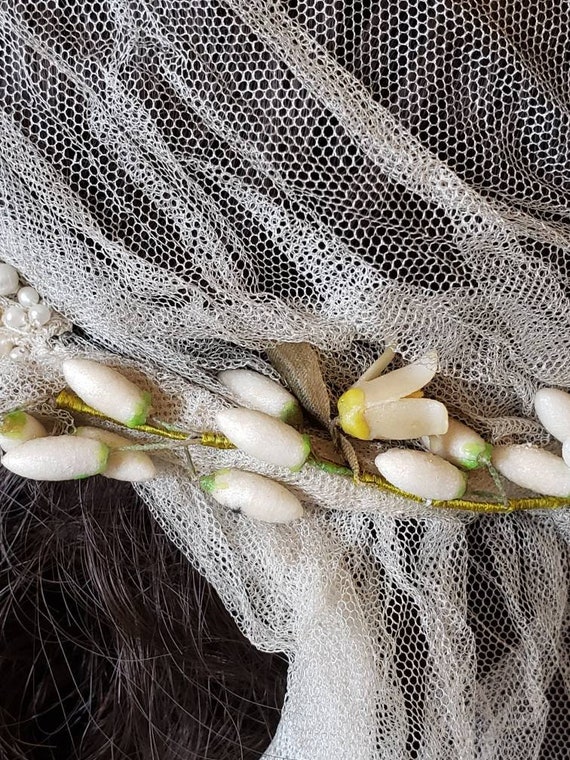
(1, 0, 570, 757)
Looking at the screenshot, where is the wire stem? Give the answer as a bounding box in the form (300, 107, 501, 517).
(52, 388, 570, 514)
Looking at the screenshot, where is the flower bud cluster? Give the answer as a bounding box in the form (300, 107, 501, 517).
(490, 388, 570, 497)
(335, 350, 487, 500)
(354, 350, 570, 502)
(201, 370, 309, 523)
(375, 416, 490, 501)
(0, 359, 156, 482)
(2, 348, 569, 514)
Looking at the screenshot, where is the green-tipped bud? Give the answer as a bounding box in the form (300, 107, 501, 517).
(216, 407, 310, 471)
(2, 436, 109, 481)
(422, 418, 492, 470)
(200, 468, 304, 523)
(218, 369, 303, 427)
(75, 427, 156, 482)
(0, 411, 47, 451)
(375, 449, 468, 500)
(62, 358, 152, 427)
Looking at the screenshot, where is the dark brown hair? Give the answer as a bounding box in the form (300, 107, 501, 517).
(0, 472, 286, 759)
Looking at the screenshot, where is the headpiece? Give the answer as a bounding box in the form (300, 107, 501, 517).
(1, 1, 569, 756)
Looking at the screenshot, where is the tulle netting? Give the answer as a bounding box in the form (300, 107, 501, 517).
(0, 1, 569, 757)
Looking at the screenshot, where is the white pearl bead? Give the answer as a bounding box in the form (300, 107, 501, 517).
(9, 345, 28, 361)
(28, 303, 51, 327)
(17, 286, 40, 307)
(0, 338, 14, 357)
(0, 263, 20, 296)
(2, 304, 27, 329)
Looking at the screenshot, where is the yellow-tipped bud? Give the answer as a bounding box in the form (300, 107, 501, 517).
(338, 352, 447, 441)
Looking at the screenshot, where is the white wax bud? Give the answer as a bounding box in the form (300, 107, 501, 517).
(62, 358, 152, 428)
(201, 468, 304, 523)
(216, 407, 311, 471)
(491, 445, 570, 497)
(534, 388, 570, 443)
(218, 369, 302, 426)
(0, 411, 47, 451)
(375, 449, 468, 501)
(2, 436, 109, 481)
(422, 418, 492, 470)
(75, 427, 156, 482)
(0, 263, 20, 296)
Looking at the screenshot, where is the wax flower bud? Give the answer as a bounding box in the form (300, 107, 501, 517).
(75, 427, 156, 482)
(0, 411, 47, 451)
(492, 445, 570, 497)
(338, 351, 448, 441)
(2, 436, 109, 481)
(375, 448, 468, 501)
(216, 407, 311, 471)
(422, 418, 492, 470)
(218, 369, 303, 426)
(201, 468, 304, 523)
(62, 358, 152, 428)
(534, 388, 570, 443)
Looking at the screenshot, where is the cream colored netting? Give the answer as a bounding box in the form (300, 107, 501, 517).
(0, 1, 569, 757)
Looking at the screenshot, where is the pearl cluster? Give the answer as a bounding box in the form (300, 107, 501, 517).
(0, 262, 54, 361)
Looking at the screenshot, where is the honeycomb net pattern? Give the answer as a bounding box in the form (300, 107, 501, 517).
(0, 1, 569, 757)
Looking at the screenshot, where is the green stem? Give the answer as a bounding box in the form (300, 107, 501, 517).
(147, 417, 188, 434)
(308, 455, 353, 477)
(181, 448, 197, 478)
(480, 455, 509, 509)
(52, 389, 570, 514)
(116, 439, 201, 453)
